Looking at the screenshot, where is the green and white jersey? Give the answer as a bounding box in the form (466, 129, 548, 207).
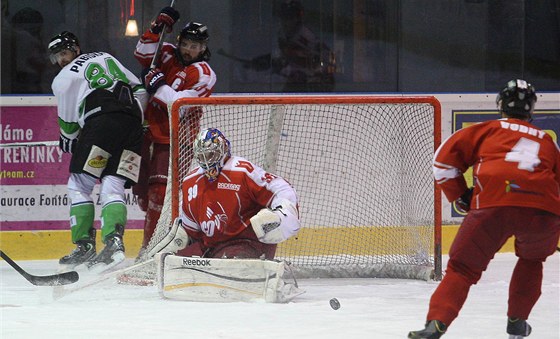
(51, 51, 147, 138)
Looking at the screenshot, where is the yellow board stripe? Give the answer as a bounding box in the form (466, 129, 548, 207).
(0, 226, 517, 261)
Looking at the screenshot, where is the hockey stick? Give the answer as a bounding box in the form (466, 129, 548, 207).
(52, 258, 155, 300)
(150, 0, 177, 69)
(218, 49, 289, 78)
(216, 48, 252, 64)
(0, 140, 58, 147)
(0, 250, 79, 286)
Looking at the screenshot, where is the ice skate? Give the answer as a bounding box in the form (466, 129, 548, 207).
(87, 225, 125, 273)
(408, 320, 447, 339)
(507, 318, 532, 338)
(59, 229, 96, 269)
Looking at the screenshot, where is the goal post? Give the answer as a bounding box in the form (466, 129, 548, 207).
(148, 95, 442, 281)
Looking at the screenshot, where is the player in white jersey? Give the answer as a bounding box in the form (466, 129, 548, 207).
(49, 31, 148, 272)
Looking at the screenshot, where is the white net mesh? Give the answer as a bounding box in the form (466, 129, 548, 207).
(140, 95, 441, 281)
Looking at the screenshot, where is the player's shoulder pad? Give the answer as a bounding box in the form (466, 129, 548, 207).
(225, 156, 264, 174)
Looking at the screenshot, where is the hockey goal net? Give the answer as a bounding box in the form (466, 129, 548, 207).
(143, 95, 442, 281)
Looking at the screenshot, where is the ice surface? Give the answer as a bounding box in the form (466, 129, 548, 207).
(1, 253, 558, 339)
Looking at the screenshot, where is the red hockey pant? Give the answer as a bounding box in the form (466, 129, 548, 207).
(427, 206, 560, 326)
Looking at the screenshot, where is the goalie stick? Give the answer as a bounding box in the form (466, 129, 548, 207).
(0, 250, 79, 286)
(150, 0, 177, 69)
(52, 258, 156, 300)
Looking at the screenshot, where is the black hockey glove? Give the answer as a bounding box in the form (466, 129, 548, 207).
(150, 6, 180, 34)
(59, 133, 77, 154)
(455, 187, 473, 213)
(141, 68, 166, 94)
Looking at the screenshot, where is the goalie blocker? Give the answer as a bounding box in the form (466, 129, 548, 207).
(156, 253, 304, 303)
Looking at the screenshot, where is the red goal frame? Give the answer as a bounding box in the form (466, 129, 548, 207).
(170, 95, 442, 280)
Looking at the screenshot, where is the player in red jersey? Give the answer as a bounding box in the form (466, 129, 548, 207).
(133, 6, 217, 257)
(174, 128, 300, 259)
(409, 79, 560, 339)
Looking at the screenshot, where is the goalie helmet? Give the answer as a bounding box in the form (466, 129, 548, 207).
(193, 128, 231, 182)
(496, 79, 537, 120)
(48, 31, 80, 64)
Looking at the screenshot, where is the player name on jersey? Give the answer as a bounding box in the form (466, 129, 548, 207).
(69, 52, 105, 73)
(499, 121, 547, 139)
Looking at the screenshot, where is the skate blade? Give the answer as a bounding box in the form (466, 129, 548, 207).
(57, 262, 90, 273)
(87, 252, 126, 274)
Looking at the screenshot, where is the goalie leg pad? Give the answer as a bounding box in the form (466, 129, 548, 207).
(156, 255, 304, 303)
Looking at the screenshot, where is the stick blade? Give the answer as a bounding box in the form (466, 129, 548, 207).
(30, 271, 79, 286)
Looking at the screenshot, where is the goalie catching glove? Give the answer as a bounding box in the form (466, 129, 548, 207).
(250, 199, 300, 244)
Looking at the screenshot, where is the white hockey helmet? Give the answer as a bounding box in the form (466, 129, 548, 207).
(193, 128, 230, 181)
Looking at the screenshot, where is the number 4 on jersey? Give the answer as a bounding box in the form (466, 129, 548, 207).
(505, 137, 541, 172)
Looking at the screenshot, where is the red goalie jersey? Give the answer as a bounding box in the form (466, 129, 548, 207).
(134, 31, 217, 144)
(433, 118, 560, 215)
(179, 156, 300, 251)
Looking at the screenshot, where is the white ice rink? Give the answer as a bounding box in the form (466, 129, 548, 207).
(1, 253, 558, 339)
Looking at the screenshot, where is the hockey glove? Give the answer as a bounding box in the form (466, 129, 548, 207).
(150, 6, 180, 34)
(59, 133, 78, 153)
(250, 200, 299, 244)
(455, 187, 473, 213)
(251, 208, 284, 244)
(141, 68, 166, 94)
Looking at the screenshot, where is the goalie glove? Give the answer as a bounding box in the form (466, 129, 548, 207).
(146, 218, 190, 258)
(455, 187, 473, 213)
(250, 200, 300, 244)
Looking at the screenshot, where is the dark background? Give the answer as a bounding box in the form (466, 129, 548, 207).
(1, 0, 559, 95)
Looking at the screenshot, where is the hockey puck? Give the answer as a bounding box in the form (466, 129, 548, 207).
(329, 298, 340, 310)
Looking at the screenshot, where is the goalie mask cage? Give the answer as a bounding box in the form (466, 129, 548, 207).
(146, 95, 442, 281)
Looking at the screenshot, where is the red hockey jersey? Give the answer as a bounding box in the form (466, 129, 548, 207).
(433, 118, 560, 215)
(134, 30, 217, 144)
(179, 156, 299, 248)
